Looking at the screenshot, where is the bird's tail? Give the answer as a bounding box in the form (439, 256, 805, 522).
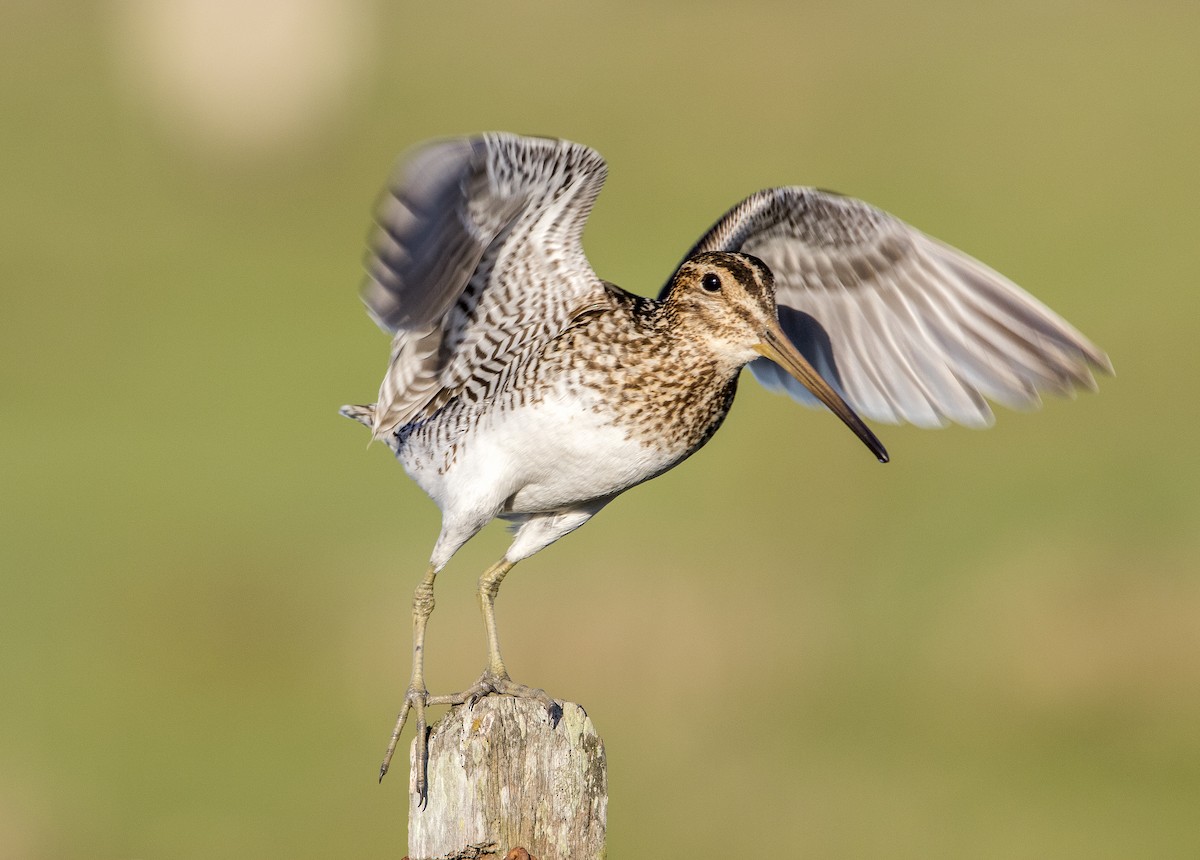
(340, 403, 403, 451)
(339, 403, 376, 429)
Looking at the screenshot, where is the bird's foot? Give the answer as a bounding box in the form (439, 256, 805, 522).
(379, 683, 435, 804)
(379, 673, 563, 807)
(437, 669, 564, 726)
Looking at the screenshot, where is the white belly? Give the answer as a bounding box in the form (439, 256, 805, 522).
(400, 387, 690, 518)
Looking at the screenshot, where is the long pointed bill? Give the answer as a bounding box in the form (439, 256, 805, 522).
(754, 323, 889, 463)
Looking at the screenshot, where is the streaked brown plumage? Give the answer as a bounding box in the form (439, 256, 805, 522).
(341, 132, 1110, 804)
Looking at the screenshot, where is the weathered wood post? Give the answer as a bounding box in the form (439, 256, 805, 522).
(406, 696, 607, 860)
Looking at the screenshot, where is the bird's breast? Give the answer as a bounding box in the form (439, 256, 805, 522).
(397, 368, 736, 518)
(393, 305, 742, 518)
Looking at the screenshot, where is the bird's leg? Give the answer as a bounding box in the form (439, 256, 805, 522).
(379, 563, 437, 801)
(439, 558, 562, 720)
(480, 558, 515, 679)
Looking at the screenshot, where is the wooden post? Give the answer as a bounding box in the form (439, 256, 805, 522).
(406, 696, 607, 860)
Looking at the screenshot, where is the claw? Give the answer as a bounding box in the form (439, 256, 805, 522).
(380, 674, 562, 806)
(413, 717, 429, 804)
(379, 686, 430, 805)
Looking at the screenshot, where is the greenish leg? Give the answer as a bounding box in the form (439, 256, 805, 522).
(379, 564, 437, 803)
(444, 558, 562, 710)
(479, 559, 515, 677)
(381, 557, 563, 805)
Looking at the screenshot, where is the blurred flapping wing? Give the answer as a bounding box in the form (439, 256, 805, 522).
(362, 133, 609, 436)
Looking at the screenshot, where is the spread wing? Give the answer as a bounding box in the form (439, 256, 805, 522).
(671, 187, 1112, 428)
(359, 133, 610, 436)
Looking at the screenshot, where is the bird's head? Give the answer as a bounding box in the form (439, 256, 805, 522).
(665, 251, 888, 463)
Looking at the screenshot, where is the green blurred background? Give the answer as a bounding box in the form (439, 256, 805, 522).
(3, 1, 1198, 856)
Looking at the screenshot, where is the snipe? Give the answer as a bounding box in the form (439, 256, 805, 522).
(341, 132, 1110, 802)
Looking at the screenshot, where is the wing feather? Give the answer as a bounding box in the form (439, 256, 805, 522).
(360, 133, 609, 436)
(674, 187, 1110, 428)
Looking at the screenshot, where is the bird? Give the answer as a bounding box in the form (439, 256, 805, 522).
(340, 132, 1110, 802)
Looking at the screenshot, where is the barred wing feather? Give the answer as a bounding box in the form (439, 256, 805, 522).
(362, 133, 610, 436)
(674, 187, 1112, 428)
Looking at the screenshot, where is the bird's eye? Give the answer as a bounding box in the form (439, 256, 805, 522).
(700, 272, 722, 292)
